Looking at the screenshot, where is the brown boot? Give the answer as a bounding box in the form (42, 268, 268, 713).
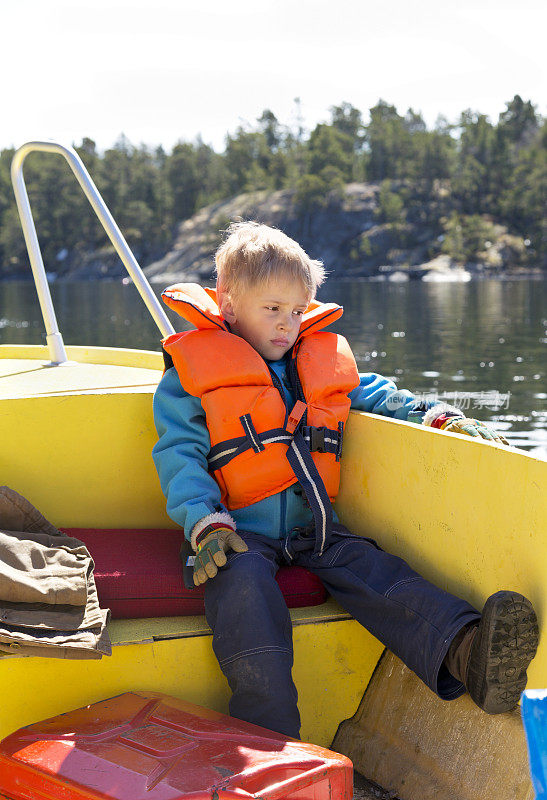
(445, 622, 478, 685)
(447, 591, 539, 714)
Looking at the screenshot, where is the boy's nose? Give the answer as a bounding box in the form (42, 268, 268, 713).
(277, 315, 291, 331)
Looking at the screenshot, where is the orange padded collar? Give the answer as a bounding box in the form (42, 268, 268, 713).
(161, 283, 343, 339)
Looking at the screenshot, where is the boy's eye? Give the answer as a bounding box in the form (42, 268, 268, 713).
(264, 306, 304, 315)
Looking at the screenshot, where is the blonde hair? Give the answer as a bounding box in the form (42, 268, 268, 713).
(215, 221, 325, 299)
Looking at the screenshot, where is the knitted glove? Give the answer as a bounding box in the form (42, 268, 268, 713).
(423, 404, 508, 446)
(440, 417, 509, 445)
(193, 523, 248, 586)
(423, 405, 464, 429)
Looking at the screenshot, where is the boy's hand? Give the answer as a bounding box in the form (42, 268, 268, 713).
(193, 525, 248, 586)
(441, 417, 509, 445)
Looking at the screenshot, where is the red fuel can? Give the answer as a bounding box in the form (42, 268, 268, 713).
(0, 692, 353, 800)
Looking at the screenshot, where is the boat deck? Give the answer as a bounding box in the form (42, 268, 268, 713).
(107, 596, 353, 645)
(0, 345, 162, 399)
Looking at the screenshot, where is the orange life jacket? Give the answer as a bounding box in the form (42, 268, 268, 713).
(161, 284, 359, 519)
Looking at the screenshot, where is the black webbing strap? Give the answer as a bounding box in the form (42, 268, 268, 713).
(285, 429, 333, 556)
(208, 424, 343, 471)
(301, 425, 343, 458)
(208, 427, 292, 470)
(239, 414, 265, 453)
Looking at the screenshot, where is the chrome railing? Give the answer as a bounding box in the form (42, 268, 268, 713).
(11, 140, 175, 365)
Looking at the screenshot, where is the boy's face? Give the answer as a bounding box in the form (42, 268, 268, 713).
(219, 278, 311, 361)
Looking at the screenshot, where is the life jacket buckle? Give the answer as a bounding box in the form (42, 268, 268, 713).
(309, 426, 328, 453)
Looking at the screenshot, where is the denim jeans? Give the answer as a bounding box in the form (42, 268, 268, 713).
(204, 524, 481, 738)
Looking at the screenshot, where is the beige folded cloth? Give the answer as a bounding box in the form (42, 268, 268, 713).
(0, 609, 111, 658)
(0, 486, 60, 537)
(0, 487, 111, 659)
(0, 529, 91, 606)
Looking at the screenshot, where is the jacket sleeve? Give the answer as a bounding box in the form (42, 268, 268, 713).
(348, 373, 434, 421)
(152, 367, 232, 541)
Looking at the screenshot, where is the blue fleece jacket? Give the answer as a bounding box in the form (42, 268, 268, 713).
(152, 356, 433, 542)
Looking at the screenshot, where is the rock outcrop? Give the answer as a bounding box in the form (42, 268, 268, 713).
(6, 183, 535, 283)
(143, 183, 537, 285)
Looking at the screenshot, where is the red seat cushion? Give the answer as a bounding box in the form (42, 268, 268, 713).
(61, 529, 327, 620)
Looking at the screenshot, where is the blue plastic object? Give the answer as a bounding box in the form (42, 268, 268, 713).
(522, 689, 547, 799)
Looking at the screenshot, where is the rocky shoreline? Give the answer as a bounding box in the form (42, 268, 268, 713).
(2, 184, 543, 283)
(142, 184, 541, 286)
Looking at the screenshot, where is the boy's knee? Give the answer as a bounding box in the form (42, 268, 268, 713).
(222, 550, 276, 589)
(204, 550, 282, 615)
(206, 552, 293, 659)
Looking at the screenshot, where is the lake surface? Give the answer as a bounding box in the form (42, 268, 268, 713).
(1, 277, 546, 457)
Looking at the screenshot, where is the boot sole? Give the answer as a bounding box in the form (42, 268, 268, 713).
(467, 591, 539, 714)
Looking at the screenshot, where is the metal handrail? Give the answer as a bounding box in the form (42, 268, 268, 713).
(11, 140, 175, 365)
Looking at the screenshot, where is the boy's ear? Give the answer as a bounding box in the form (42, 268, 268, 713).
(218, 291, 237, 324)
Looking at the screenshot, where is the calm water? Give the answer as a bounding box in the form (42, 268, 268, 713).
(1, 278, 546, 457)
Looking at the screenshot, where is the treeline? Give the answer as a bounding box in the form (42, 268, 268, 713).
(0, 95, 545, 275)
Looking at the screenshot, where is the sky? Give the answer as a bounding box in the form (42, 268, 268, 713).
(2, 0, 546, 154)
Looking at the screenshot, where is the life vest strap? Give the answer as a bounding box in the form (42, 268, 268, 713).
(286, 430, 333, 556)
(207, 424, 344, 472)
(208, 428, 292, 471)
(239, 414, 266, 453)
(301, 424, 344, 460)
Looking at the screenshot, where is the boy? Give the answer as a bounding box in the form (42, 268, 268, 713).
(152, 221, 538, 739)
